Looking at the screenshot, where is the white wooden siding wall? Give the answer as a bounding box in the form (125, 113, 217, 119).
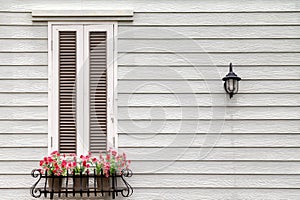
(0, 0, 299, 199)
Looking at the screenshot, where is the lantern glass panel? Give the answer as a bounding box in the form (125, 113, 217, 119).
(233, 79, 239, 94)
(225, 79, 239, 94)
(228, 79, 234, 91)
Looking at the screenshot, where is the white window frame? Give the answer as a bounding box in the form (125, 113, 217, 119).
(48, 22, 118, 155)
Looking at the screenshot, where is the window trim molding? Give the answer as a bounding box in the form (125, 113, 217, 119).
(32, 10, 133, 22)
(48, 22, 118, 155)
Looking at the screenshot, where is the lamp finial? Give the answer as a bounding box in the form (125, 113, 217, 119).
(229, 63, 233, 72)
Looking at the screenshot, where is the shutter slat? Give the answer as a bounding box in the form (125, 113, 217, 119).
(59, 31, 77, 154)
(89, 31, 107, 154)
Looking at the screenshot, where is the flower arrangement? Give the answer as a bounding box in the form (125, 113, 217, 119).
(68, 153, 92, 175)
(103, 149, 131, 177)
(39, 151, 68, 176)
(39, 149, 130, 177)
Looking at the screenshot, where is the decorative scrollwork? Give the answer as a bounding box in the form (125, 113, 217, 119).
(30, 169, 42, 198)
(121, 169, 133, 197)
(122, 168, 133, 177)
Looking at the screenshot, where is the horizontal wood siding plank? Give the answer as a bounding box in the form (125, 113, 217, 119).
(119, 134, 300, 147)
(5, 161, 291, 175)
(0, 188, 299, 200)
(5, 52, 300, 66)
(0, 39, 47, 51)
(1, 25, 300, 39)
(118, 80, 300, 94)
(0, 189, 35, 200)
(0, 161, 38, 174)
(0, 12, 32, 25)
(4, 12, 300, 26)
(119, 66, 300, 80)
(1, 38, 299, 53)
(0, 26, 47, 38)
(0, 148, 46, 160)
(1, 174, 299, 188)
(0, 80, 47, 92)
(0, 52, 47, 65)
(129, 174, 300, 188)
(120, 147, 300, 161)
(118, 107, 300, 120)
(124, 13, 300, 25)
(0, 121, 47, 133)
(119, 39, 300, 52)
(0, 0, 298, 12)
(0, 66, 47, 78)
(118, 94, 300, 106)
(118, 26, 300, 39)
(2, 160, 300, 175)
(0, 134, 46, 147)
(131, 161, 300, 174)
(0, 107, 47, 119)
(128, 174, 300, 188)
(118, 53, 300, 65)
(0, 93, 47, 105)
(118, 120, 299, 134)
(108, 188, 300, 200)
(1, 147, 299, 161)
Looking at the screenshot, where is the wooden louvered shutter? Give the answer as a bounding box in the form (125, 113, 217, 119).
(58, 31, 77, 154)
(89, 32, 108, 154)
(51, 25, 114, 155)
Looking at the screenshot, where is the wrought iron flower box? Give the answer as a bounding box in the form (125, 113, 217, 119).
(30, 169, 133, 199)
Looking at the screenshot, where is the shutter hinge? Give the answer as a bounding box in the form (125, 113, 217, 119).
(113, 136, 115, 147)
(51, 136, 53, 147)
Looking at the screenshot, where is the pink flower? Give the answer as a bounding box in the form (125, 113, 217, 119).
(104, 162, 110, 170)
(106, 154, 110, 161)
(72, 161, 76, 167)
(61, 160, 67, 168)
(112, 150, 117, 157)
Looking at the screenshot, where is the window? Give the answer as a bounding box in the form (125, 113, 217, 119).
(48, 23, 117, 155)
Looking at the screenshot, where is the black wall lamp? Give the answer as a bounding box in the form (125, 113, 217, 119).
(222, 63, 241, 98)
